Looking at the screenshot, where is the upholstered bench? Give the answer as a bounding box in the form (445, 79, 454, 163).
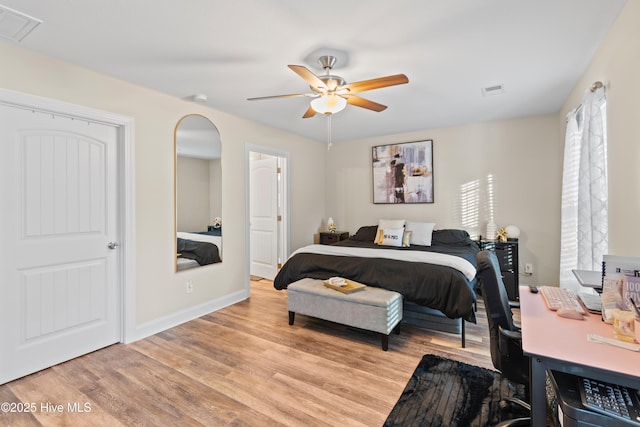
(287, 278, 403, 351)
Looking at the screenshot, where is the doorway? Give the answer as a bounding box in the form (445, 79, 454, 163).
(0, 90, 135, 384)
(246, 144, 289, 285)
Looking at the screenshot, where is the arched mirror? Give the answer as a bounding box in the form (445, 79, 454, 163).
(175, 114, 222, 271)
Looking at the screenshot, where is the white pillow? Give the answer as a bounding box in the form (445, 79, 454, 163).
(377, 228, 404, 247)
(405, 221, 436, 246)
(378, 219, 406, 229)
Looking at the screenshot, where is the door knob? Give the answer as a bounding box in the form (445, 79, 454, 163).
(108, 241, 119, 249)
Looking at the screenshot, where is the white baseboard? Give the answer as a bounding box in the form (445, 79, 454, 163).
(129, 289, 249, 343)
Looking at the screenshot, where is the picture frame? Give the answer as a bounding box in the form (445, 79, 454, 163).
(372, 140, 434, 204)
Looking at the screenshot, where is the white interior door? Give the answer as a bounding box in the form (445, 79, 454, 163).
(249, 156, 279, 280)
(0, 104, 121, 384)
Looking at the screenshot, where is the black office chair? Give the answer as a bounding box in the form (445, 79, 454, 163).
(476, 250, 531, 427)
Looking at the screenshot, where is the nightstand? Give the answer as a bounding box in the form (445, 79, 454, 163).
(319, 231, 349, 245)
(479, 239, 519, 301)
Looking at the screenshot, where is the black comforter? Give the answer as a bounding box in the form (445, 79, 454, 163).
(273, 228, 479, 322)
(177, 238, 221, 265)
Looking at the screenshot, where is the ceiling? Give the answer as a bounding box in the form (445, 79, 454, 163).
(1, 0, 627, 144)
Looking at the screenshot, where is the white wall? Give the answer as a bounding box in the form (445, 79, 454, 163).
(325, 114, 562, 286)
(559, 0, 640, 259)
(0, 40, 327, 332)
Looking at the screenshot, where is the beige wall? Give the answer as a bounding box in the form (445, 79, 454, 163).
(176, 156, 210, 232)
(325, 114, 563, 286)
(210, 159, 222, 221)
(559, 0, 640, 259)
(176, 155, 222, 233)
(0, 40, 327, 330)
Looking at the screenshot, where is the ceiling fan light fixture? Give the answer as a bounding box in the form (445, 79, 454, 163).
(310, 94, 347, 115)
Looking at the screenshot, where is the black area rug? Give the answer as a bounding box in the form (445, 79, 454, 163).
(384, 354, 527, 427)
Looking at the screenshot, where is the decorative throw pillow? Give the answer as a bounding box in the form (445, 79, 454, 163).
(375, 219, 406, 244)
(402, 230, 412, 247)
(378, 228, 404, 247)
(405, 221, 436, 246)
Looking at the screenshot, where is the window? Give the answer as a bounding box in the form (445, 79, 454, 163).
(559, 88, 607, 291)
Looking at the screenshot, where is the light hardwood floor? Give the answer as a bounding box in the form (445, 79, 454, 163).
(1, 279, 495, 427)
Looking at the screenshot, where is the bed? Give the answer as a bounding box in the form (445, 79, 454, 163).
(176, 231, 222, 270)
(273, 226, 479, 323)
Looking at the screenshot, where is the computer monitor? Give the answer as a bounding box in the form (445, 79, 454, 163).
(603, 255, 640, 278)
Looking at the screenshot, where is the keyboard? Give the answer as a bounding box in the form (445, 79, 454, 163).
(539, 286, 587, 314)
(579, 376, 640, 424)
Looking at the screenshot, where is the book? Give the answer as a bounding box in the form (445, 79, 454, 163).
(602, 255, 640, 318)
(623, 274, 640, 310)
(323, 277, 366, 294)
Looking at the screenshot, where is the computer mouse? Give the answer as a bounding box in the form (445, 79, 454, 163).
(556, 308, 584, 320)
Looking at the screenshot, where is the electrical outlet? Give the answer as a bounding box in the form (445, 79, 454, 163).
(524, 263, 533, 274)
(186, 280, 194, 293)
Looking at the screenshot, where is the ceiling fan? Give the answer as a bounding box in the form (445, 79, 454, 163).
(247, 55, 409, 118)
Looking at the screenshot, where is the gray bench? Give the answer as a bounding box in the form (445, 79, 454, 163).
(287, 278, 403, 351)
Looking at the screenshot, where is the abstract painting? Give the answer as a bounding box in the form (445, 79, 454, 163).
(372, 140, 434, 204)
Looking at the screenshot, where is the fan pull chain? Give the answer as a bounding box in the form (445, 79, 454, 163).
(327, 113, 332, 150)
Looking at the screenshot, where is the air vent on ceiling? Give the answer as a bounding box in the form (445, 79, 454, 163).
(0, 4, 42, 43)
(481, 84, 504, 97)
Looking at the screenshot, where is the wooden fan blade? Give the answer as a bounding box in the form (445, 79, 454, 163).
(341, 74, 408, 94)
(343, 94, 387, 112)
(247, 93, 313, 101)
(302, 105, 317, 118)
(288, 65, 327, 91)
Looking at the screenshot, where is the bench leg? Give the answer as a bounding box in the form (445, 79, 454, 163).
(288, 311, 295, 325)
(461, 319, 466, 348)
(381, 334, 389, 351)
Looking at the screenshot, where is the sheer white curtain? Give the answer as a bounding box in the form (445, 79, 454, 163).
(559, 87, 607, 291)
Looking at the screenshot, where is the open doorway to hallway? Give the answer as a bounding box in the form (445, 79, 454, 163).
(246, 145, 289, 283)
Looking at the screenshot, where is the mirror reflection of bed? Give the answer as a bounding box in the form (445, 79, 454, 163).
(176, 231, 222, 271)
(174, 114, 222, 271)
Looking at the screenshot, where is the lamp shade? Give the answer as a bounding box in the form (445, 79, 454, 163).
(505, 225, 520, 239)
(310, 94, 347, 115)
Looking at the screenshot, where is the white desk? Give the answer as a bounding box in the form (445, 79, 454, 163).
(519, 285, 640, 426)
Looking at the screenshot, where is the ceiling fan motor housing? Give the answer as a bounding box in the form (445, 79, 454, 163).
(318, 55, 337, 71)
(315, 56, 345, 91)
